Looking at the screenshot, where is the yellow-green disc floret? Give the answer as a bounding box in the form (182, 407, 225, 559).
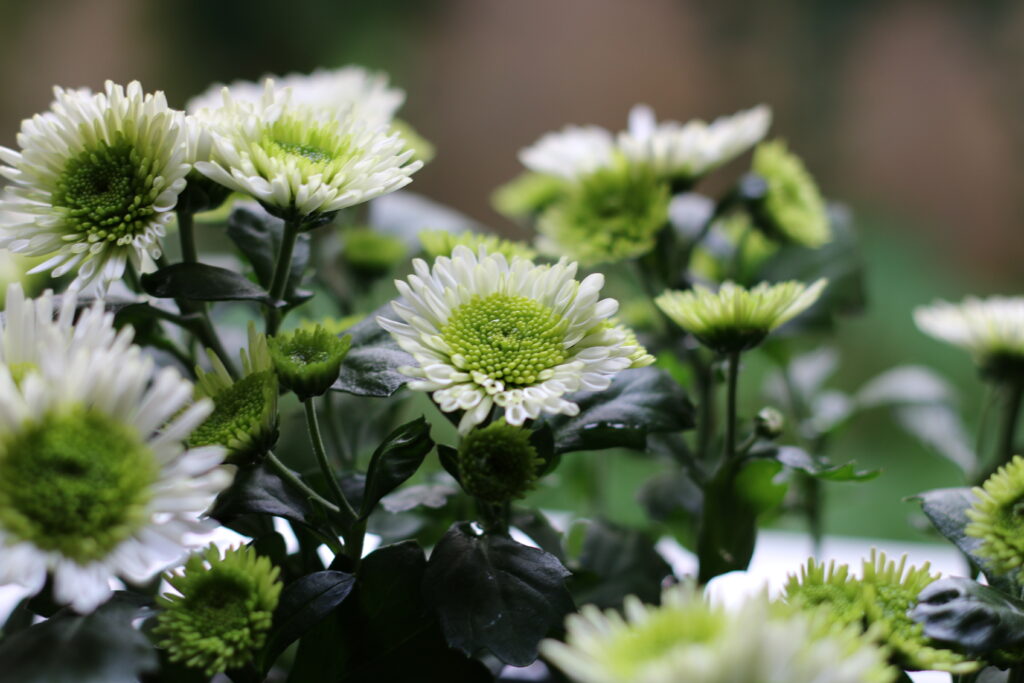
(268, 326, 352, 400)
(967, 455, 1024, 576)
(457, 420, 543, 502)
(751, 139, 830, 248)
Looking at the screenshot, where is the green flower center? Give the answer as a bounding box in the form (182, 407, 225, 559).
(257, 115, 353, 181)
(458, 422, 540, 502)
(788, 583, 864, 626)
(183, 573, 256, 636)
(7, 361, 37, 387)
(53, 138, 158, 244)
(602, 608, 725, 678)
(442, 293, 567, 387)
(0, 406, 157, 563)
(190, 371, 277, 463)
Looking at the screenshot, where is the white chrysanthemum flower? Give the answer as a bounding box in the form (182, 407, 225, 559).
(186, 66, 404, 129)
(519, 125, 616, 181)
(915, 296, 1024, 377)
(541, 584, 895, 683)
(0, 81, 190, 290)
(377, 246, 637, 433)
(193, 82, 421, 220)
(0, 291, 232, 613)
(618, 104, 771, 180)
(655, 279, 827, 354)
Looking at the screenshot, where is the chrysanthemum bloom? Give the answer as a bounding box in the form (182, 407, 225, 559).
(536, 164, 671, 266)
(785, 552, 980, 674)
(418, 228, 537, 262)
(617, 104, 771, 182)
(750, 140, 830, 248)
(377, 246, 642, 432)
(190, 325, 279, 464)
(193, 82, 421, 222)
(519, 125, 616, 181)
(655, 279, 827, 354)
(0, 81, 190, 289)
(0, 292, 231, 613)
(268, 325, 351, 401)
(153, 544, 282, 676)
(541, 584, 895, 683)
(915, 296, 1024, 380)
(966, 455, 1024, 575)
(457, 420, 543, 503)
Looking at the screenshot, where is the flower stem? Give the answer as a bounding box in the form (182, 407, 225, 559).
(266, 217, 302, 336)
(177, 209, 198, 263)
(977, 380, 1024, 484)
(265, 451, 341, 516)
(724, 351, 741, 462)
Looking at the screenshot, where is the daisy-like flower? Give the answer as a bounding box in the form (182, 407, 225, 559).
(418, 228, 537, 262)
(0, 81, 190, 290)
(190, 324, 279, 465)
(915, 296, 1024, 379)
(457, 420, 543, 503)
(655, 279, 827, 354)
(519, 125, 616, 181)
(784, 558, 865, 628)
(751, 140, 830, 248)
(153, 544, 282, 676)
(186, 66, 405, 129)
(541, 583, 895, 683)
(617, 104, 772, 182)
(377, 246, 637, 433)
(193, 82, 421, 222)
(966, 455, 1024, 575)
(0, 293, 230, 614)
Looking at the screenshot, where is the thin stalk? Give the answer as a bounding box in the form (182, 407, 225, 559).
(1010, 666, 1024, 683)
(977, 381, 1024, 484)
(265, 217, 302, 336)
(724, 351, 741, 462)
(779, 361, 825, 555)
(322, 391, 349, 469)
(265, 452, 342, 516)
(177, 209, 198, 263)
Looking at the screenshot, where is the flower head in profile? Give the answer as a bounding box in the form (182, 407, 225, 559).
(378, 246, 638, 432)
(966, 455, 1024, 576)
(541, 583, 895, 683)
(190, 324, 278, 464)
(655, 279, 827, 354)
(536, 164, 670, 265)
(268, 325, 351, 401)
(0, 288, 231, 613)
(617, 104, 771, 182)
(751, 140, 830, 247)
(193, 82, 421, 222)
(0, 81, 190, 290)
(519, 125, 616, 181)
(153, 544, 282, 676)
(418, 228, 537, 262)
(915, 296, 1024, 380)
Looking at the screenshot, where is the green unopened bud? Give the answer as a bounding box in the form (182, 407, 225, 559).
(755, 407, 785, 439)
(268, 326, 352, 401)
(750, 140, 830, 248)
(154, 545, 283, 676)
(492, 171, 567, 219)
(457, 421, 543, 503)
(341, 227, 407, 275)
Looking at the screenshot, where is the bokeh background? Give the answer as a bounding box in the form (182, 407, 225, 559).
(1, 0, 1021, 541)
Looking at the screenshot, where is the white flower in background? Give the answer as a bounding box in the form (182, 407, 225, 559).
(186, 66, 405, 129)
(541, 584, 895, 683)
(377, 246, 638, 432)
(194, 82, 421, 220)
(519, 125, 616, 180)
(0, 81, 190, 290)
(0, 288, 232, 613)
(915, 296, 1024, 372)
(618, 104, 771, 180)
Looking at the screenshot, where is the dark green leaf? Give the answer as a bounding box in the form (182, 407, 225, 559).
(360, 417, 434, 518)
(436, 444, 461, 483)
(912, 577, 1024, 653)
(911, 488, 1017, 593)
(209, 461, 314, 530)
(512, 509, 566, 563)
(332, 304, 414, 398)
(761, 445, 879, 481)
(380, 482, 458, 514)
(697, 463, 758, 583)
(141, 263, 271, 304)
(570, 520, 673, 609)
(425, 523, 574, 666)
(0, 594, 156, 682)
(262, 570, 355, 670)
(544, 367, 695, 454)
(226, 202, 310, 300)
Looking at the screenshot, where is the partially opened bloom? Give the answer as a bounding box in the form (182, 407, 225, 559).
(418, 228, 537, 262)
(617, 104, 771, 181)
(0, 81, 190, 289)
(655, 279, 827, 353)
(154, 544, 282, 676)
(377, 246, 638, 432)
(751, 140, 830, 247)
(0, 291, 231, 613)
(457, 420, 542, 503)
(519, 125, 616, 181)
(193, 82, 421, 221)
(268, 325, 351, 401)
(966, 455, 1024, 575)
(541, 583, 895, 683)
(915, 296, 1024, 379)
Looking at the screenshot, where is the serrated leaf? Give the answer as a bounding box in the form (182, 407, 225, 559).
(226, 202, 310, 300)
(544, 367, 695, 454)
(262, 570, 355, 671)
(425, 523, 574, 666)
(912, 577, 1024, 653)
(332, 305, 414, 398)
(141, 262, 272, 304)
(360, 417, 434, 518)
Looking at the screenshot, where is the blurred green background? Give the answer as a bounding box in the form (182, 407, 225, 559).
(1, 0, 1021, 542)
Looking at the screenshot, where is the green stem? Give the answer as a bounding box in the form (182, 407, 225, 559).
(266, 217, 302, 336)
(322, 391, 349, 470)
(977, 381, 1024, 484)
(1009, 666, 1024, 683)
(177, 209, 198, 263)
(266, 452, 342, 516)
(724, 351, 741, 462)
(779, 360, 825, 555)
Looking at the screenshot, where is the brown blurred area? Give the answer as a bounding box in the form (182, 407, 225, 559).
(1, 0, 1022, 281)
